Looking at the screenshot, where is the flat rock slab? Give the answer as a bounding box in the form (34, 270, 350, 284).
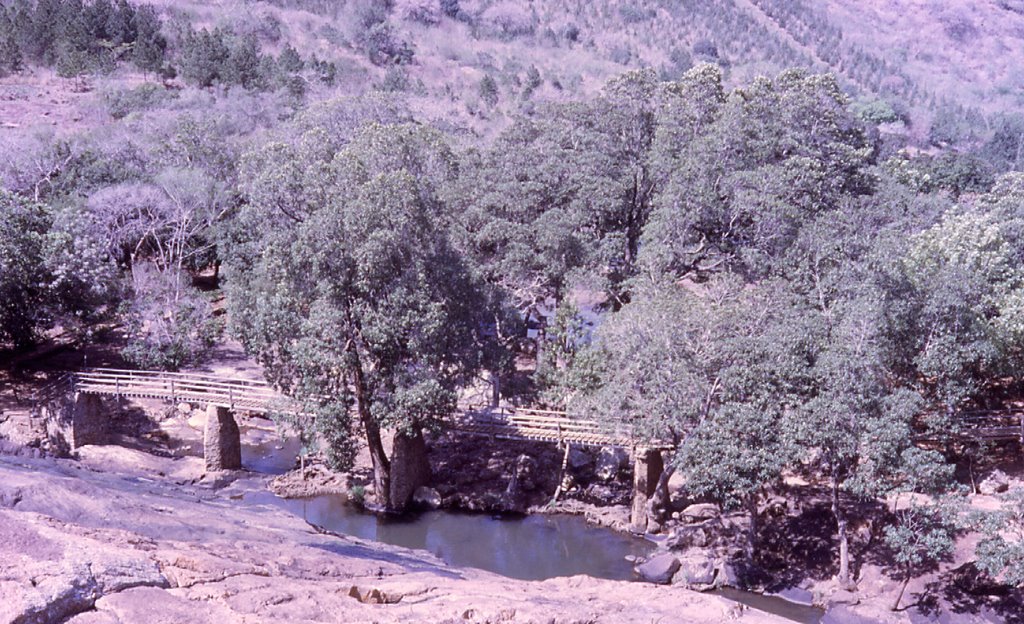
(0, 452, 792, 624)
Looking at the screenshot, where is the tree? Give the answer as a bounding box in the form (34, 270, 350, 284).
(131, 4, 165, 78)
(0, 190, 119, 348)
(178, 27, 229, 88)
(973, 487, 1024, 588)
(228, 123, 495, 511)
(223, 34, 265, 90)
(277, 44, 303, 73)
(897, 209, 1024, 416)
(0, 10, 23, 76)
(884, 499, 959, 610)
(106, 0, 136, 46)
(575, 277, 802, 536)
(479, 74, 498, 107)
(0, 191, 50, 348)
(55, 42, 89, 88)
(643, 67, 871, 282)
(451, 69, 664, 311)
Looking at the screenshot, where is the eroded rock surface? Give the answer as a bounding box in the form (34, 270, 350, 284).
(0, 449, 789, 624)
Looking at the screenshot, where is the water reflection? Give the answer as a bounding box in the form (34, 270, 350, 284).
(274, 494, 652, 581)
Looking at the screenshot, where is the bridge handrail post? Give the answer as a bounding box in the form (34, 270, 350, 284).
(229, 387, 234, 410)
(170, 379, 175, 404)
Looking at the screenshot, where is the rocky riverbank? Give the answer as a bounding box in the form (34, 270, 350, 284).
(0, 443, 793, 624)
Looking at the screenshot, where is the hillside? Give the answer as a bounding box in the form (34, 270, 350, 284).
(2, 0, 1023, 145)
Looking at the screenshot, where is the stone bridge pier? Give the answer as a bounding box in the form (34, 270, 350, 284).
(40, 392, 109, 456)
(204, 405, 241, 471)
(630, 447, 664, 533)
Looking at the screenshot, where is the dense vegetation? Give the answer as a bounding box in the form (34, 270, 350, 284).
(1, 0, 1023, 599)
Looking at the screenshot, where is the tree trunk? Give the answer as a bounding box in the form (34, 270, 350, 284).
(745, 494, 759, 561)
(832, 472, 851, 586)
(644, 454, 675, 526)
(352, 356, 390, 509)
(892, 569, 910, 611)
(388, 425, 430, 511)
(490, 368, 501, 407)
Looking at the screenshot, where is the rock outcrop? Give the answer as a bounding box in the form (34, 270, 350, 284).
(0, 448, 790, 624)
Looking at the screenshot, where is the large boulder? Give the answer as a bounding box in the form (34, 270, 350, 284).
(412, 486, 442, 510)
(203, 406, 241, 472)
(567, 447, 593, 472)
(666, 524, 710, 549)
(681, 503, 719, 523)
(979, 470, 1010, 495)
(635, 554, 680, 585)
(672, 554, 717, 589)
(595, 447, 629, 481)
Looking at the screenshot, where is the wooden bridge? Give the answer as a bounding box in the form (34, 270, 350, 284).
(20, 367, 1024, 532)
(30, 368, 645, 449)
(48, 368, 1024, 445)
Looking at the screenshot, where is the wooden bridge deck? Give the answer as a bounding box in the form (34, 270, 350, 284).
(46, 368, 644, 448)
(31, 368, 1024, 447)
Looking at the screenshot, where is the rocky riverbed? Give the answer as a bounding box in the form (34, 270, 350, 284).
(0, 441, 792, 624)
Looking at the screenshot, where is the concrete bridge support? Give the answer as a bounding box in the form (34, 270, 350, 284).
(204, 405, 241, 471)
(630, 447, 664, 533)
(42, 392, 108, 455)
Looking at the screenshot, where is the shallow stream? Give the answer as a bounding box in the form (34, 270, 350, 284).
(244, 432, 824, 622)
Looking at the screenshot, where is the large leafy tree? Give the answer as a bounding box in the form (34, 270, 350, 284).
(228, 123, 494, 510)
(642, 67, 872, 282)
(449, 69, 664, 312)
(0, 190, 119, 349)
(575, 278, 804, 537)
(0, 191, 51, 347)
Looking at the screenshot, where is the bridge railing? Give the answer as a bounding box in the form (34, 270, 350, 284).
(72, 368, 286, 414)
(57, 368, 1023, 446)
(451, 404, 638, 447)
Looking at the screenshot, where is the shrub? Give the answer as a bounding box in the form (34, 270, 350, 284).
(618, 5, 652, 24)
(121, 267, 221, 371)
(395, 0, 441, 25)
(693, 38, 719, 59)
(103, 83, 174, 119)
(362, 23, 415, 66)
(380, 65, 410, 91)
(480, 3, 536, 40)
(479, 73, 498, 106)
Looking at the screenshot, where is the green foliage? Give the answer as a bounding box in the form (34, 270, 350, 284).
(277, 44, 303, 73)
(131, 4, 166, 76)
(884, 498, 960, 610)
(643, 67, 871, 282)
(0, 191, 51, 348)
(851, 97, 901, 125)
(120, 270, 220, 370)
(535, 301, 598, 406)
(103, 82, 173, 119)
(898, 209, 1024, 410)
(0, 191, 119, 348)
(228, 121, 497, 500)
(973, 487, 1024, 588)
(178, 27, 230, 87)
